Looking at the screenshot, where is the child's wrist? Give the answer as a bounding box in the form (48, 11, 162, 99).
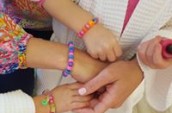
(33, 95, 50, 113)
(62, 41, 75, 77)
(33, 90, 56, 113)
(77, 17, 99, 38)
(83, 23, 104, 39)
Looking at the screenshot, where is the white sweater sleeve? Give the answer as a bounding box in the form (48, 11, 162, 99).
(0, 90, 35, 113)
(137, 29, 172, 111)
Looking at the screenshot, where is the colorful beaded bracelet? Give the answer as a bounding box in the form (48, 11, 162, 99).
(42, 94, 56, 113)
(30, 0, 46, 7)
(62, 41, 75, 77)
(77, 18, 99, 38)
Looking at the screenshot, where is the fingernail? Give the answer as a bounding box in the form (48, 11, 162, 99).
(78, 88, 87, 95)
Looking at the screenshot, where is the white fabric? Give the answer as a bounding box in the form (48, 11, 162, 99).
(137, 30, 172, 111)
(36, 0, 172, 113)
(0, 90, 35, 113)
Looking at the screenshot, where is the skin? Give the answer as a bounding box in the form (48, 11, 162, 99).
(42, 0, 122, 62)
(34, 83, 92, 113)
(75, 59, 143, 113)
(137, 36, 172, 69)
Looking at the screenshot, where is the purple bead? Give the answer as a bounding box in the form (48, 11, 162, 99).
(68, 62, 74, 67)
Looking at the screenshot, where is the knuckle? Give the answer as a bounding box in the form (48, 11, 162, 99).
(116, 50, 123, 57)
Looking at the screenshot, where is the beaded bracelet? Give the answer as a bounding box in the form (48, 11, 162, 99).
(62, 41, 75, 77)
(77, 18, 99, 38)
(41, 94, 56, 113)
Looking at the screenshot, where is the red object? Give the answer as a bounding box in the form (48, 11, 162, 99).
(160, 39, 172, 59)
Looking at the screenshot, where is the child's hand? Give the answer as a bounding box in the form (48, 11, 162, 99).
(137, 36, 172, 69)
(83, 24, 122, 62)
(51, 83, 92, 113)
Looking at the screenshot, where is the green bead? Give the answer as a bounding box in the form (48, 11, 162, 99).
(41, 99, 48, 106)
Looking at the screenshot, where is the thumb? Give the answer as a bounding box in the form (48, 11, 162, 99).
(78, 69, 114, 96)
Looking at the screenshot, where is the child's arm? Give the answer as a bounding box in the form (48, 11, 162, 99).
(26, 37, 108, 82)
(42, 0, 122, 62)
(0, 12, 107, 82)
(34, 83, 91, 113)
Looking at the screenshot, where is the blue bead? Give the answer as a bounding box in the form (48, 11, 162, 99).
(65, 69, 71, 74)
(69, 48, 74, 52)
(68, 55, 74, 59)
(68, 41, 74, 45)
(62, 70, 69, 77)
(93, 18, 98, 23)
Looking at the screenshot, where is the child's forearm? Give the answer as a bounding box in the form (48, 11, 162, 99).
(26, 37, 107, 82)
(43, 0, 93, 32)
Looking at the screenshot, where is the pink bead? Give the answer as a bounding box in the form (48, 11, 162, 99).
(69, 43, 74, 47)
(85, 24, 90, 29)
(69, 52, 74, 56)
(49, 95, 53, 99)
(68, 59, 74, 62)
(49, 100, 53, 104)
(77, 33, 82, 38)
(67, 66, 72, 70)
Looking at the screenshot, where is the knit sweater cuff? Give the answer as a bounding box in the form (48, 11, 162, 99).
(0, 90, 35, 113)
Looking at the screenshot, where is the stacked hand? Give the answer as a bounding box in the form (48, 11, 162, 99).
(74, 59, 143, 113)
(50, 83, 92, 113)
(83, 24, 122, 62)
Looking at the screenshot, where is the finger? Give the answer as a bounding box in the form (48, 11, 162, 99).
(87, 49, 99, 59)
(107, 48, 116, 62)
(78, 68, 115, 96)
(95, 85, 121, 109)
(72, 89, 82, 96)
(145, 37, 161, 67)
(137, 41, 150, 65)
(98, 50, 107, 61)
(73, 108, 94, 113)
(94, 99, 108, 113)
(68, 82, 83, 90)
(71, 102, 90, 110)
(152, 43, 167, 68)
(73, 95, 92, 102)
(113, 43, 122, 57)
(73, 99, 103, 113)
